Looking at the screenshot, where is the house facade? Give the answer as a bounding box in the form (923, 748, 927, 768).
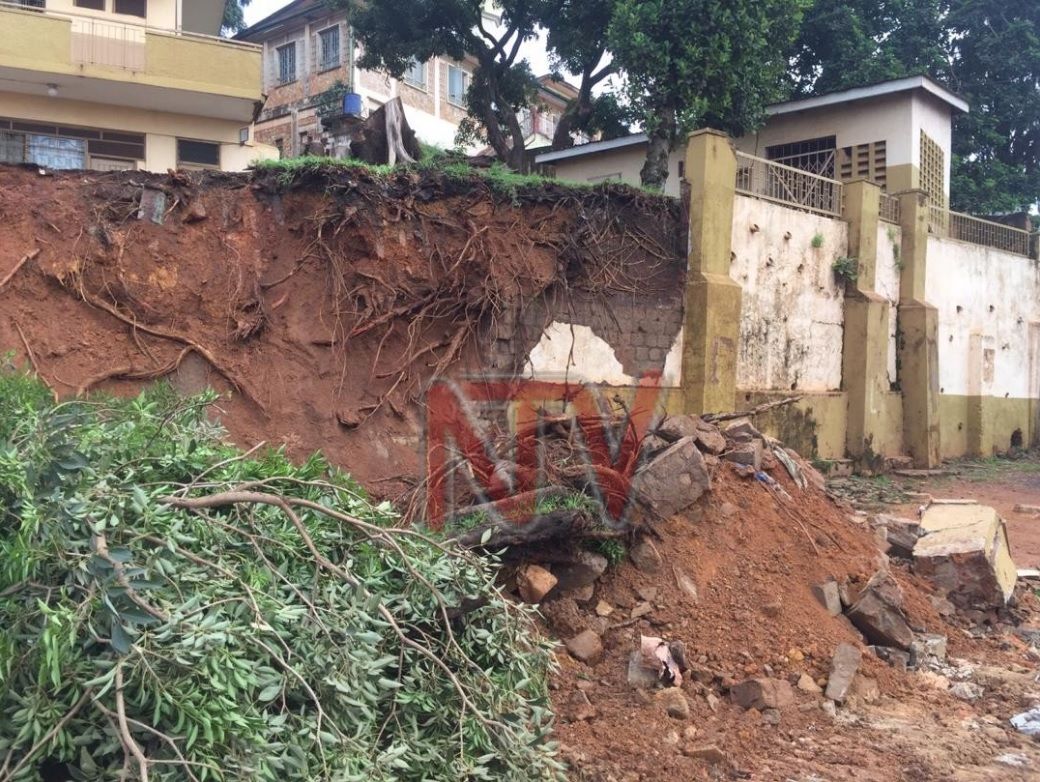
(536, 76, 968, 202)
(0, 0, 277, 171)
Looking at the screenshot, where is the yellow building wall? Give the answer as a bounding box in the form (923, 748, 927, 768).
(0, 91, 277, 172)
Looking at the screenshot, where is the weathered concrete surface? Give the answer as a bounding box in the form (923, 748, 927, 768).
(847, 572, 914, 650)
(913, 503, 1016, 608)
(825, 642, 862, 702)
(631, 436, 711, 519)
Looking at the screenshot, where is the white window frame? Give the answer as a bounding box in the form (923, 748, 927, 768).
(317, 25, 341, 72)
(403, 59, 427, 91)
(446, 64, 469, 107)
(277, 42, 297, 85)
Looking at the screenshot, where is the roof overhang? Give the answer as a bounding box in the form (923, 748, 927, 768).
(768, 75, 969, 117)
(535, 133, 648, 165)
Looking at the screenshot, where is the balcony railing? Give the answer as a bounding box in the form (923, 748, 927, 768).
(70, 16, 145, 70)
(879, 193, 901, 224)
(735, 151, 844, 217)
(928, 205, 1035, 258)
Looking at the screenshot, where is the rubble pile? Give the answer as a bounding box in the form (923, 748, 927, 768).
(498, 413, 1040, 779)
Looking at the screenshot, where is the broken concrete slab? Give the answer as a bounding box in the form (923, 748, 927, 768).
(656, 414, 700, 442)
(631, 436, 711, 520)
(552, 551, 608, 594)
(825, 643, 862, 702)
(693, 422, 727, 455)
(812, 581, 843, 617)
(730, 677, 794, 710)
(913, 503, 1017, 609)
(871, 513, 924, 558)
(846, 572, 914, 650)
(517, 564, 557, 603)
(723, 440, 763, 471)
(909, 633, 947, 667)
(1014, 504, 1040, 515)
(565, 630, 604, 666)
(722, 418, 762, 443)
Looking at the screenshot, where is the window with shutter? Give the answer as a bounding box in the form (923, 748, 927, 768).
(277, 42, 297, 85)
(318, 26, 340, 71)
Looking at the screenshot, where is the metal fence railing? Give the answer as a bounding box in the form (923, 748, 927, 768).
(928, 205, 1034, 258)
(71, 16, 146, 70)
(735, 151, 844, 217)
(879, 193, 901, 224)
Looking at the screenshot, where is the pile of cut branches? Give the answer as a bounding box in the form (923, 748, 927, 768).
(0, 364, 562, 781)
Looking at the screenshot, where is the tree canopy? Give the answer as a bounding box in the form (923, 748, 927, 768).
(791, 0, 1040, 213)
(222, 0, 252, 35)
(608, 0, 808, 189)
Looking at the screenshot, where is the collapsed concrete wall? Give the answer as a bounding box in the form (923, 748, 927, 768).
(0, 164, 684, 492)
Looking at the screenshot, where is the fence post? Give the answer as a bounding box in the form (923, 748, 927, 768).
(680, 129, 741, 415)
(897, 189, 942, 467)
(841, 180, 891, 469)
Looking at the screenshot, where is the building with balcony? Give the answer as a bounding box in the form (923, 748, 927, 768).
(0, 0, 277, 171)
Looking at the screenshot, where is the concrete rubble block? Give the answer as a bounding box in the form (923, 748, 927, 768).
(656, 414, 701, 442)
(949, 682, 983, 702)
(552, 551, 608, 594)
(517, 564, 557, 604)
(909, 633, 947, 667)
(812, 581, 843, 617)
(1014, 504, 1040, 515)
(722, 418, 762, 443)
(730, 677, 794, 710)
(846, 572, 915, 650)
(871, 646, 911, 673)
(655, 687, 691, 719)
(872, 513, 924, 558)
(627, 650, 661, 689)
(631, 436, 712, 519)
(694, 421, 727, 455)
(630, 540, 664, 573)
(913, 503, 1017, 609)
(565, 630, 604, 666)
(824, 643, 862, 702)
(723, 439, 763, 471)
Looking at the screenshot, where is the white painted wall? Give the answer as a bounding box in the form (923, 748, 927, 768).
(913, 96, 954, 198)
(548, 145, 686, 197)
(46, 0, 178, 30)
(876, 222, 903, 386)
(926, 236, 1040, 398)
(524, 321, 684, 387)
(731, 195, 848, 392)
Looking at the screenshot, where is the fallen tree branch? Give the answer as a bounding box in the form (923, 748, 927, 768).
(0, 248, 40, 291)
(13, 320, 57, 402)
(77, 347, 194, 396)
(115, 663, 151, 782)
(703, 395, 803, 423)
(93, 533, 169, 622)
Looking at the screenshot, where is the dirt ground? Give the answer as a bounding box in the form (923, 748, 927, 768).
(544, 459, 1040, 781)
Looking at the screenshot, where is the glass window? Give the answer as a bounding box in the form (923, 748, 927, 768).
(447, 65, 469, 106)
(113, 0, 146, 18)
(177, 139, 220, 169)
(0, 131, 26, 164)
(75, 0, 106, 10)
(277, 43, 297, 84)
(403, 59, 426, 89)
(29, 135, 86, 170)
(318, 26, 340, 71)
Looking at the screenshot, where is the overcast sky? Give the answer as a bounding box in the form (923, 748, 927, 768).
(243, 0, 557, 77)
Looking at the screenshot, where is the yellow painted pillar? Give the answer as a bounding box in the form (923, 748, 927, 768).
(681, 129, 742, 415)
(841, 180, 891, 470)
(898, 190, 942, 467)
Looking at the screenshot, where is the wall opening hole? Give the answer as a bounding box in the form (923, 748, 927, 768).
(1011, 429, 1024, 449)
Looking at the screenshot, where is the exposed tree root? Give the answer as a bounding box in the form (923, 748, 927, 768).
(0, 248, 39, 291)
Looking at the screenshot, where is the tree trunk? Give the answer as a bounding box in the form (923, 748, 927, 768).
(640, 111, 676, 190)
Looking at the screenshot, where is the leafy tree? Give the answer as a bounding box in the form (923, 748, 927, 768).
(790, 0, 1040, 213)
(608, 0, 808, 190)
(222, 0, 252, 35)
(329, 0, 543, 169)
(541, 0, 621, 149)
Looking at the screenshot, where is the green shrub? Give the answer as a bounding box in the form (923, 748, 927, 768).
(0, 370, 561, 781)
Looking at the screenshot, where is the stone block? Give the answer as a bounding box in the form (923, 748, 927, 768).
(730, 677, 794, 710)
(812, 581, 843, 617)
(517, 564, 557, 604)
(825, 643, 862, 702)
(694, 422, 727, 455)
(723, 440, 763, 470)
(846, 572, 914, 650)
(913, 503, 1017, 608)
(552, 551, 608, 594)
(630, 540, 663, 573)
(656, 414, 700, 442)
(631, 437, 711, 519)
(565, 630, 604, 666)
(909, 633, 947, 666)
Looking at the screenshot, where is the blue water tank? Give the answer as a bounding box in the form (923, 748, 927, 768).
(343, 92, 363, 117)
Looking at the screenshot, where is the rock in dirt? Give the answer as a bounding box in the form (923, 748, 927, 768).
(656, 414, 700, 442)
(630, 540, 664, 573)
(913, 503, 1017, 609)
(909, 633, 947, 666)
(631, 437, 711, 519)
(797, 673, 822, 694)
(723, 440, 763, 471)
(552, 551, 608, 594)
(1010, 707, 1040, 736)
(565, 631, 604, 666)
(846, 572, 914, 650)
(655, 687, 691, 719)
(694, 421, 727, 455)
(595, 600, 614, 617)
(516, 564, 557, 603)
(950, 681, 983, 701)
(627, 650, 662, 689)
(723, 419, 762, 443)
(673, 566, 699, 603)
(730, 677, 794, 710)
(812, 581, 843, 617)
(825, 643, 862, 702)
(847, 675, 880, 706)
(565, 690, 596, 722)
(684, 744, 727, 764)
(871, 646, 911, 672)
